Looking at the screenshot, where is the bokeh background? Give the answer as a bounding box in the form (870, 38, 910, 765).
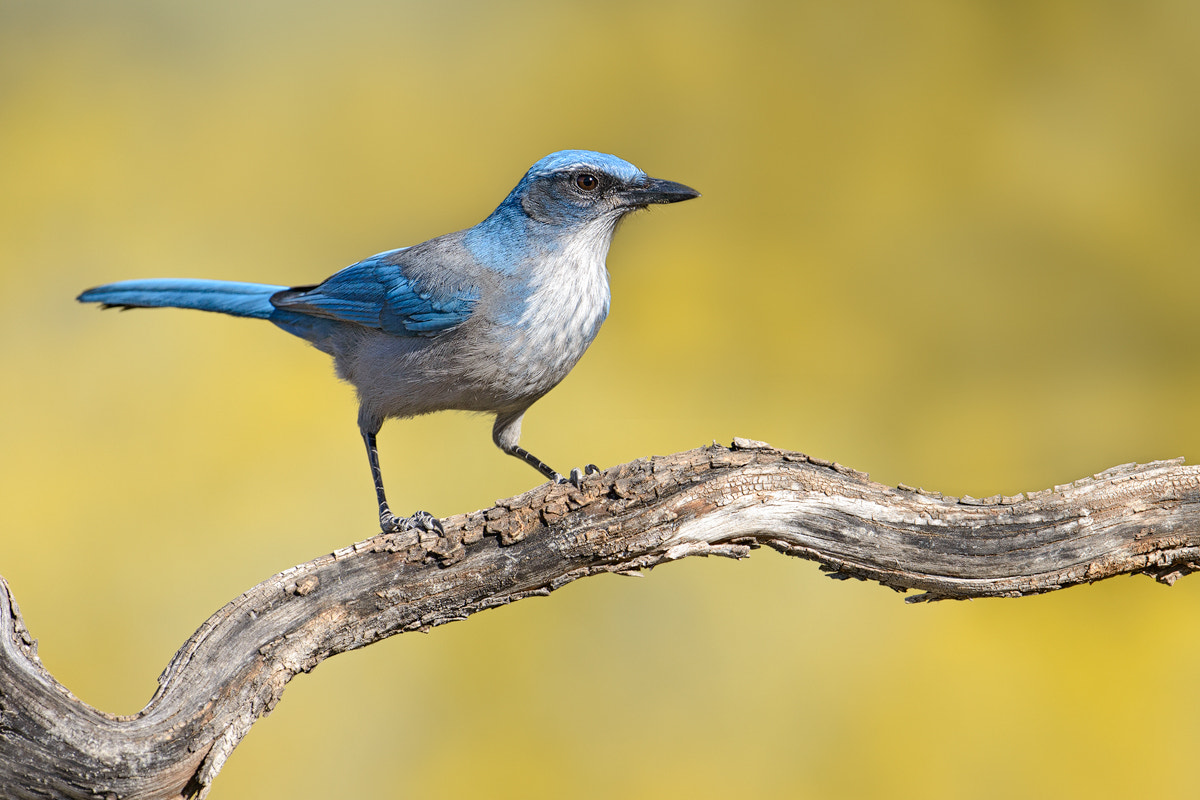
(3, 1, 1200, 797)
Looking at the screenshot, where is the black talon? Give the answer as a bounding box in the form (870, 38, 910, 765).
(565, 464, 602, 488)
(379, 508, 443, 535)
(407, 510, 445, 534)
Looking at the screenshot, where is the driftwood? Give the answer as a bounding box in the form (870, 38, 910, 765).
(2, 439, 1199, 799)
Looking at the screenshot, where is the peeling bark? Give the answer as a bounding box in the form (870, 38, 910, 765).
(2, 439, 1198, 798)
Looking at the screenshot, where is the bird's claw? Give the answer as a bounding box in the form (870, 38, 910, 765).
(408, 510, 446, 534)
(381, 510, 445, 535)
(559, 464, 601, 489)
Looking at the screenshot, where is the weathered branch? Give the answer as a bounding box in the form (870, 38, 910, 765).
(3, 439, 1199, 799)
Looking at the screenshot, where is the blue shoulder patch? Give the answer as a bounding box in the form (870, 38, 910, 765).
(272, 249, 477, 337)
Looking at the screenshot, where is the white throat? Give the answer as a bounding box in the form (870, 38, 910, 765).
(502, 217, 617, 394)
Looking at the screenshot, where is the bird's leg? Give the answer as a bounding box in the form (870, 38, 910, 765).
(506, 442, 565, 483)
(492, 412, 600, 488)
(362, 428, 397, 528)
(361, 427, 442, 534)
(493, 410, 562, 480)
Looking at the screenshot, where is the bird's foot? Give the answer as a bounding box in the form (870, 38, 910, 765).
(381, 509, 445, 535)
(556, 464, 601, 489)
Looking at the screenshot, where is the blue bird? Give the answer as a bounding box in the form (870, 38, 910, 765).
(78, 150, 699, 532)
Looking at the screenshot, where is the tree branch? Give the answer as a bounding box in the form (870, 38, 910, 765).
(3, 439, 1199, 798)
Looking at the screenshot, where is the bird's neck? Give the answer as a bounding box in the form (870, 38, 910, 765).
(464, 202, 535, 275)
(465, 201, 621, 343)
(466, 201, 621, 280)
(521, 215, 614, 321)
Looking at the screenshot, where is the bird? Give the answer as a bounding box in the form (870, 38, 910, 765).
(78, 150, 700, 533)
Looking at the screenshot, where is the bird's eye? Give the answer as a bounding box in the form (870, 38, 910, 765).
(575, 173, 599, 191)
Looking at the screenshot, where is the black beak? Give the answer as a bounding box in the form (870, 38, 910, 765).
(619, 176, 701, 207)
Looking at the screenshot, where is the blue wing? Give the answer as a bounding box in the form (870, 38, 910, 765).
(272, 248, 478, 337)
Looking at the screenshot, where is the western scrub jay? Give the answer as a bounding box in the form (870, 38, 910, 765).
(78, 150, 699, 532)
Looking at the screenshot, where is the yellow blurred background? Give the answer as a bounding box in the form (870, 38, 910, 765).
(3, 1, 1199, 797)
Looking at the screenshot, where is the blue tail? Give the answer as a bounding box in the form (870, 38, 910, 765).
(77, 279, 287, 319)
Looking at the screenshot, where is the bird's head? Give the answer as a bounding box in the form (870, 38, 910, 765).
(508, 150, 700, 229)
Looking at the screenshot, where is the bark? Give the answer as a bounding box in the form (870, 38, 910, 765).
(2, 439, 1198, 799)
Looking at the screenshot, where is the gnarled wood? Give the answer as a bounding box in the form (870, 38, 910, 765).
(2, 439, 1199, 798)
